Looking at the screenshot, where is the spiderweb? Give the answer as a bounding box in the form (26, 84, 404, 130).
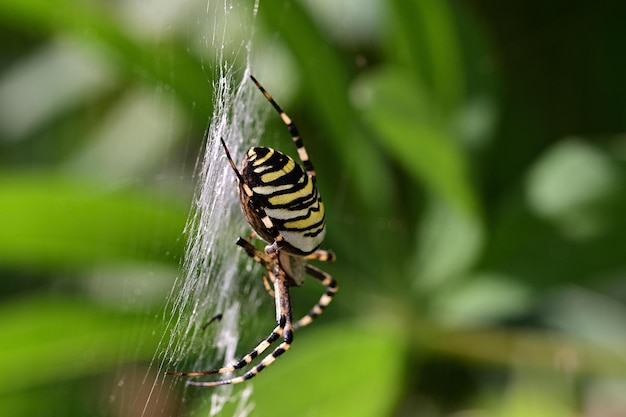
(142, 0, 268, 415)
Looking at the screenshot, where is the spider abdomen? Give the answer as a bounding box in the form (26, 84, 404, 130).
(240, 146, 325, 255)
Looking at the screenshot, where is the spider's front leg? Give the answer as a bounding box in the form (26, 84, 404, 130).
(249, 75, 317, 181)
(236, 237, 272, 268)
(236, 236, 276, 297)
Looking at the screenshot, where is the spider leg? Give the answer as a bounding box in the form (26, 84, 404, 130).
(305, 249, 336, 263)
(245, 231, 258, 242)
(262, 274, 276, 298)
(294, 264, 338, 330)
(236, 231, 338, 330)
(236, 237, 273, 269)
(236, 237, 275, 297)
(220, 137, 247, 188)
(184, 268, 294, 386)
(169, 321, 283, 379)
(250, 75, 317, 183)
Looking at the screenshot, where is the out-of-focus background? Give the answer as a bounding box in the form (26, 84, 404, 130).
(2, 0, 626, 416)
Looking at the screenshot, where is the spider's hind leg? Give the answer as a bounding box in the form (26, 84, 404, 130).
(305, 249, 336, 263)
(181, 269, 295, 387)
(294, 264, 338, 330)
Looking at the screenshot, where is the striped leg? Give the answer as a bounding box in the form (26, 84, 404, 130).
(294, 264, 338, 330)
(182, 270, 294, 386)
(169, 322, 283, 379)
(250, 75, 317, 183)
(236, 237, 276, 297)
(236, 237, 338, 330)
(305, 249, 336, 263)
(236, 237, 273, 269)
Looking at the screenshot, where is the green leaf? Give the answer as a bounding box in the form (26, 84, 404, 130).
(487, 373, 575, 417)
(388, 0, 465, 114)
(428, 272, 531, 326)
(484, 138, 626, 288)
(0, 172, 187, 268)
(526, 138, 623, 239)
(412, 197, 484, 292)
(0, 296, 161, 394)
(355, 67, 480, 218)
(192, 322, 406, 417)
(0, 0, 211, 125)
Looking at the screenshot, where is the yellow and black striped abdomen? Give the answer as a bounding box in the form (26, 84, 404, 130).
(239, 146, 325, 255)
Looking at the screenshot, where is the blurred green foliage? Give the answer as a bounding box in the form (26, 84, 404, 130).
(1, 0, 626, 416)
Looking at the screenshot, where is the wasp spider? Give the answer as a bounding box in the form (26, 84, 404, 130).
(168, 75, 338, 386)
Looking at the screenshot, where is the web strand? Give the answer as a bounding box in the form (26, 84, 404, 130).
(143, 1, 265, 416)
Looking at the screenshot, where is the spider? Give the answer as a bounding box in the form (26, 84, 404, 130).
(168, 75, 338, 386)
